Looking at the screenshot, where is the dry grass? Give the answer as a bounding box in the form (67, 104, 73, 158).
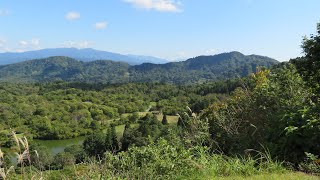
(0, 131, 36, 180)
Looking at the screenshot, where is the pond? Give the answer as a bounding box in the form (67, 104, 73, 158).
(4, 124, 128, 165)
(34, 136, 85, 155)
(5, 136, 85, 166)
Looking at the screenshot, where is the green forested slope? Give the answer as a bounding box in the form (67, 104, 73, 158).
(0, 52, 278, 84)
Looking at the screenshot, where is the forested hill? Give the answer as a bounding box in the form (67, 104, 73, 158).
(131, 51, 278, 83)
(0, 51, 279, 84)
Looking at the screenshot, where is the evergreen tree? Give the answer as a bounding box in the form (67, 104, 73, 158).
(111, 125, 119, 152)
(83, 132, 106, 158)
(105, 127, 112, 151)
(121, 123, 132, 151)
(177, 116, 183, 127)
(162, 114, 168, 125)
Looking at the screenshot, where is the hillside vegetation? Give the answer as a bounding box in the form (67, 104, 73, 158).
(0, 51, 278, 84)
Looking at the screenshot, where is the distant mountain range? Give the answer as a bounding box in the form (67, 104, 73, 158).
(0, 48, 168, 65)
(0, 51, 279, 84)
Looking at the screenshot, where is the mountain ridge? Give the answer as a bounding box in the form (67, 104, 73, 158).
(0, 48, 168, 65)
(0, 51, 279, 84)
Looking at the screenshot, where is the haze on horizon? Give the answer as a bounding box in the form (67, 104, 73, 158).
(0, 0, 319, 62)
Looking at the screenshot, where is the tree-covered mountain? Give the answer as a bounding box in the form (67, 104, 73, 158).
(0, 56, 130, 84)
(0, 48, 168, 65)
(0, 51, 279, 84)
(130, 51, 278, 83)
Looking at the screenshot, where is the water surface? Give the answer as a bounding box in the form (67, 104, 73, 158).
(34, 136, 85, 155)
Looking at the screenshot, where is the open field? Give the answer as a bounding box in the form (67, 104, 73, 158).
(121, 112, 179, 124)
(155, 114, 179, 124)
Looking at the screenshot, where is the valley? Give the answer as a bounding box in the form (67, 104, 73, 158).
(0, 1, 319, 179)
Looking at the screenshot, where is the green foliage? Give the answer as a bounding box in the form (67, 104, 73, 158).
(203, 64, 319, 163)
(0, 132, 14, 148)
(121, 114, 165, 149)
(0, 78, 243, 142)
(298, 152, 320, 174)
(64, 145, 86, 163)
(52, 152, 76, 170)
(128, 112, 139, 123)
(103, 138, 211, 179)
(291, 23, 320, 92)
(83, 132, 106, 158)
(130, 52, 278, 84)
(105, 125, 119, 152)
(30, 144, 54, 170)
(0, 52, 278, 84)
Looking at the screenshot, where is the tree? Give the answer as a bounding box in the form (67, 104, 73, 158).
(203, 65, 316, 163)
(83, 132, 106, 158)
(292, 23, 320, 93)
(52, 152, 76, 170)
(105, 127, 112, 151)
(111, 125, 119, 152)
(177, 116, 183, 127)
(121, 123, 132, 151)
(105, 125, 119, 152)
(129, 112, 139, 123)
(64, 145, 86, 163)
(30, 144, 54, 170)
(162, 114, 168, 125)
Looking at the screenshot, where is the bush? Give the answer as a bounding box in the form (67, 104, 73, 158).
(203, 65, 318, 163)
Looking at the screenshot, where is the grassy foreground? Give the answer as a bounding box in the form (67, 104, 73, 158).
(17, 166, 319, 180)
(2, 134, 319, 180)
(215, 172, 319, 180)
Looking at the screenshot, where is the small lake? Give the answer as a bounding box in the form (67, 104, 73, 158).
(5, 136, 85, 165)
(34, 136, 85, 155)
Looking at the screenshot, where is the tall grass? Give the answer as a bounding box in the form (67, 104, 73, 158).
(38, 140, 286, 179)
(0, 131, 44, 180)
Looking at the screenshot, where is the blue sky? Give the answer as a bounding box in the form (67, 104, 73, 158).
(0, 0, 319, 61)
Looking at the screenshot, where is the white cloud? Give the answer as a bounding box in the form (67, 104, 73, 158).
(18, 38, 41, 51)
(0, 9, 9, 16)
(61, 40, 93, 48)
(19, 40, 28, 46)
(65, 11, 80, 21)
(95, 21, 108, 29)
(124, 0, 182, 12)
